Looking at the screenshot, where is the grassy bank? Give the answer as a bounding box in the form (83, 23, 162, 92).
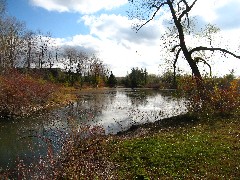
(105, 115, 240, 179)
(54, 113, 240, 179)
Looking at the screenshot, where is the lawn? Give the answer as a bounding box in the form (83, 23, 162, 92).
(107, 115, 240, 179)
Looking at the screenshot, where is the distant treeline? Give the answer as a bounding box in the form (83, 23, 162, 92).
(16, 67, 117, 88)
(118, 67, 240, 90)
(118, 68, 176, 89)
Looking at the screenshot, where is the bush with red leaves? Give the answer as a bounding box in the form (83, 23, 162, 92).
(0, 69, 57, 117)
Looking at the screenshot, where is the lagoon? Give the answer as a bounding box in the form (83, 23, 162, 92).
(0, 88, 187, 169)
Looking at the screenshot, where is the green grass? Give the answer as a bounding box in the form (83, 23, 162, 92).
(107, 117, 240, 179)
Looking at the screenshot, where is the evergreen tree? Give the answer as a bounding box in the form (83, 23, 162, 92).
(125, 68, 148, 88)
(107, 71, 117, 87)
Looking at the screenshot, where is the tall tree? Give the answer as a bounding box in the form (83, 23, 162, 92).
(62, 47, 78, 85)
(32, 31, 52, 69)
(23, 30, 37, 69)
(88, 55, 109, 87)
(126, 67, 148, 88)
(0, 16, 26, 70)
(107, 71, 117, 87)
(129, 0, 240, 89)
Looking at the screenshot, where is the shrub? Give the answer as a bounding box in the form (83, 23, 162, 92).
(207, 79, 240, 115)
(179, 76, 240, 118)
(0, 69, 57, 117)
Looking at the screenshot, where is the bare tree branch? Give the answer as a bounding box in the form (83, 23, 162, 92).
(137, 2, 168, 31)
(194, 57, 212, 77)
(173, 48, 182, 88)
(190, 46, 240, 59)
(178, 0, 198, 22)
(171, 44, 181, 52)
(178, 0, 189, 10)
(177, 0, 185, 12)
(174, 48, 182, 67)
(185, 13, 190, 27)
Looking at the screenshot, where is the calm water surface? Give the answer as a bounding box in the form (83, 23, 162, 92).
(0, 88, 187, 169)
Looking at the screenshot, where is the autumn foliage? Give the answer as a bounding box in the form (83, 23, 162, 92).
(178, 75, 240, 117)
(0, 69, 57, 117)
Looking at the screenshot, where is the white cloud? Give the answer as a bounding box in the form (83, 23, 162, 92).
(55, 34, 163, 76)
(191, 0, 227, 22)
(81, 14, 163, 45)
(191, 0, 240, 29)
(213, 0, 240, 30)
(80, 14, 164, 75)
(53, 14, 163, 76)
(29, 0, 128, 14)
(51, 1, 240, 77)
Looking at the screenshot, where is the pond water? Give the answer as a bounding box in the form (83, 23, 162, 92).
(0, 88, 187, 170)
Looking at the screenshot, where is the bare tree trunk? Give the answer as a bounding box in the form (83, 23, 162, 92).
(168, 0, 203, 89)
(27, 44, 31, 69)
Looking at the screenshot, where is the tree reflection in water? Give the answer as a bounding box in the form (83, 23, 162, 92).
(0, 88, 187, 170)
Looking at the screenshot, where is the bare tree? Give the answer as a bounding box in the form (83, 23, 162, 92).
(22, 30, 38, 69)
(62, 46, 78, 85)
(129, 0, 240, 89)
(63, 47, 78, 72)
(33, 31, 52, 69)
(0, 16, 26, 70)
(48, 45, 60, 69)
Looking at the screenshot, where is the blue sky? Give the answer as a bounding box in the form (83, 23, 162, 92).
(7, 0, 89, 37)
(6, 0, 240, 76)
(7, 0, 130, 38)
